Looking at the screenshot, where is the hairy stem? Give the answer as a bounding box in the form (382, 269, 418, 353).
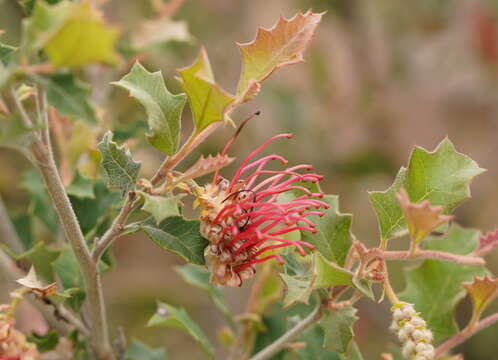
(248, 304, 324, 360)
(377, 249, 484, 266)
(435, 313, 498, 357)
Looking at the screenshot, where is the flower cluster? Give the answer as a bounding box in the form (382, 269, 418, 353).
(390, 302, 434, 360)
(0, 305, 39, 360)
(198, 133, 327, 286)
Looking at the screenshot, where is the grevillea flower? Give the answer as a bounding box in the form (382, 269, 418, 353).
(0, 305, 39, 360)
(197, 132, 328, 286)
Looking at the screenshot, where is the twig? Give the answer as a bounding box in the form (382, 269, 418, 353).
(92, 192, 137, 263)
(248, 304, 324, 360)
(10, 94, 112, 359)
(376, 249, 485, 266)
(435, 313, 498, 357)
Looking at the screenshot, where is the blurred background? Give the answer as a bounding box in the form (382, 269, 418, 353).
(1, 0, 498, 358)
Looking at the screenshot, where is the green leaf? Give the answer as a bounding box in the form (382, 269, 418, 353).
(175, 264, 233, 327)
(98, 131, 141, 195)
(140, 192, 185, 224)
(280, 271, 316, 308)
(148, 302, 214, 359)
(14, 241, 61, 282)
(301, 195, 353, 266)
(252, 309, 288, 360)
(296, 325, 341, 360)
(314, 253, 353, 288)
(27, 329, 59, 352)
(369, 138, 484, 241)
(400, 224, 486, 341)
(0, 114, 37, 150)
(66, 171, 95, 199)
(321, 306, 358, 354)
(341, 343, 364, 360)
(126, 340, 166, 360)
(52, 247, 86, 311)
(140, 217, 208, 265)
(113, 62, 187, 154)
(0, 41, 17, 65)
(178, 48, 234, 133)
(43, 2, 119, 67)
(35, 73, 98, 125)
(12, 214, 35, 250)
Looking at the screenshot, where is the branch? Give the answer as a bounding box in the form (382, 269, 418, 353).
(91, 192, 137, 263)
(248, 304, 324, 360)
(435, 313, 498, 357)
(377, 249, 485, 266)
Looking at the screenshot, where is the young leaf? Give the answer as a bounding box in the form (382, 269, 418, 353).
(396, 188, 452, 245)
(140, 216, 208, 265)
(476, 228, 498, 256)
(44, 2, 119, 67)
(280, 271, 316, 308)
(321, 306, 358, 354)
(36, 73, 98, 125)
(369, 138, 484, 242)
(175, 264, 233, 326)
(140, 192, 185, 224)
(66, 171, 95, 199)
(400, 224, 486, 341)
(113, 62, 187, 154)
(301, 195, 353, 267)
(126, 340, 166, 360)
(148, 302, 214, 359)
(314, 253, 353, 289)
(178, 48, 234, 132)
(463, 276, 498, 324)
(236, 10, 323, 101)
(98, 131, 141, 195)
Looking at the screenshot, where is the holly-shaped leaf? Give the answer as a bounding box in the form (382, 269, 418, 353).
(140, 216, 208, 265)
(463, 276, 498, 324)
(280, 271, 316, 308)
(178, 48, 234, 133)
(369, 138, 484, 242)
(148, 302, 214, 359)
(44, 2, 119, 67)
(400, 224, 486, 341)
(314, 253, 353, 289)
(10, 241, 61, 282)
(35, 73, 98, 125)
(301, 195, 353, 266)
(98, 131, 141, 195)
(113, 62, 187, 154)
(396, 188, 453, 245)
(236, 10, 323, 101)
(126, 340, 166, 360)
(476, 229, 498, 256)
(140, 192, 185, 224)
(321, 306, 358, 354)
(175, 264, 233, 327)
(66, 171, 95, 199)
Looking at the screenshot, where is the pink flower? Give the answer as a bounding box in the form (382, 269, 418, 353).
(199, 133, 327, 286)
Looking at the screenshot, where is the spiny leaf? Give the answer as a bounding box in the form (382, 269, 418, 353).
(140, 216, 208, 265)
(476, 228, 498, 256)
(301, 195, 353, 267)
(369, 138, 484, 242)
(148, 302, 214, 359)
(181, 153, 234, 180)
(98, 131, 141, 195)
(236, 10, 323, 101)
(178, 48, 234, 133)
(314, 253, 353, 288)
(113, 62, 187, 154)
(44, 2, 119, 67)
(140, 192, 185, 224)
(400, 224, 486, 341)
(321, 306, 358, 354)
(36, 73, 98, 125)
(396, 188, 453, 245)
(8, 241, 61, 282)
(463, 276, 498, 323)
(16, 266, 57, 296)
(280, 271, 316, 308)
